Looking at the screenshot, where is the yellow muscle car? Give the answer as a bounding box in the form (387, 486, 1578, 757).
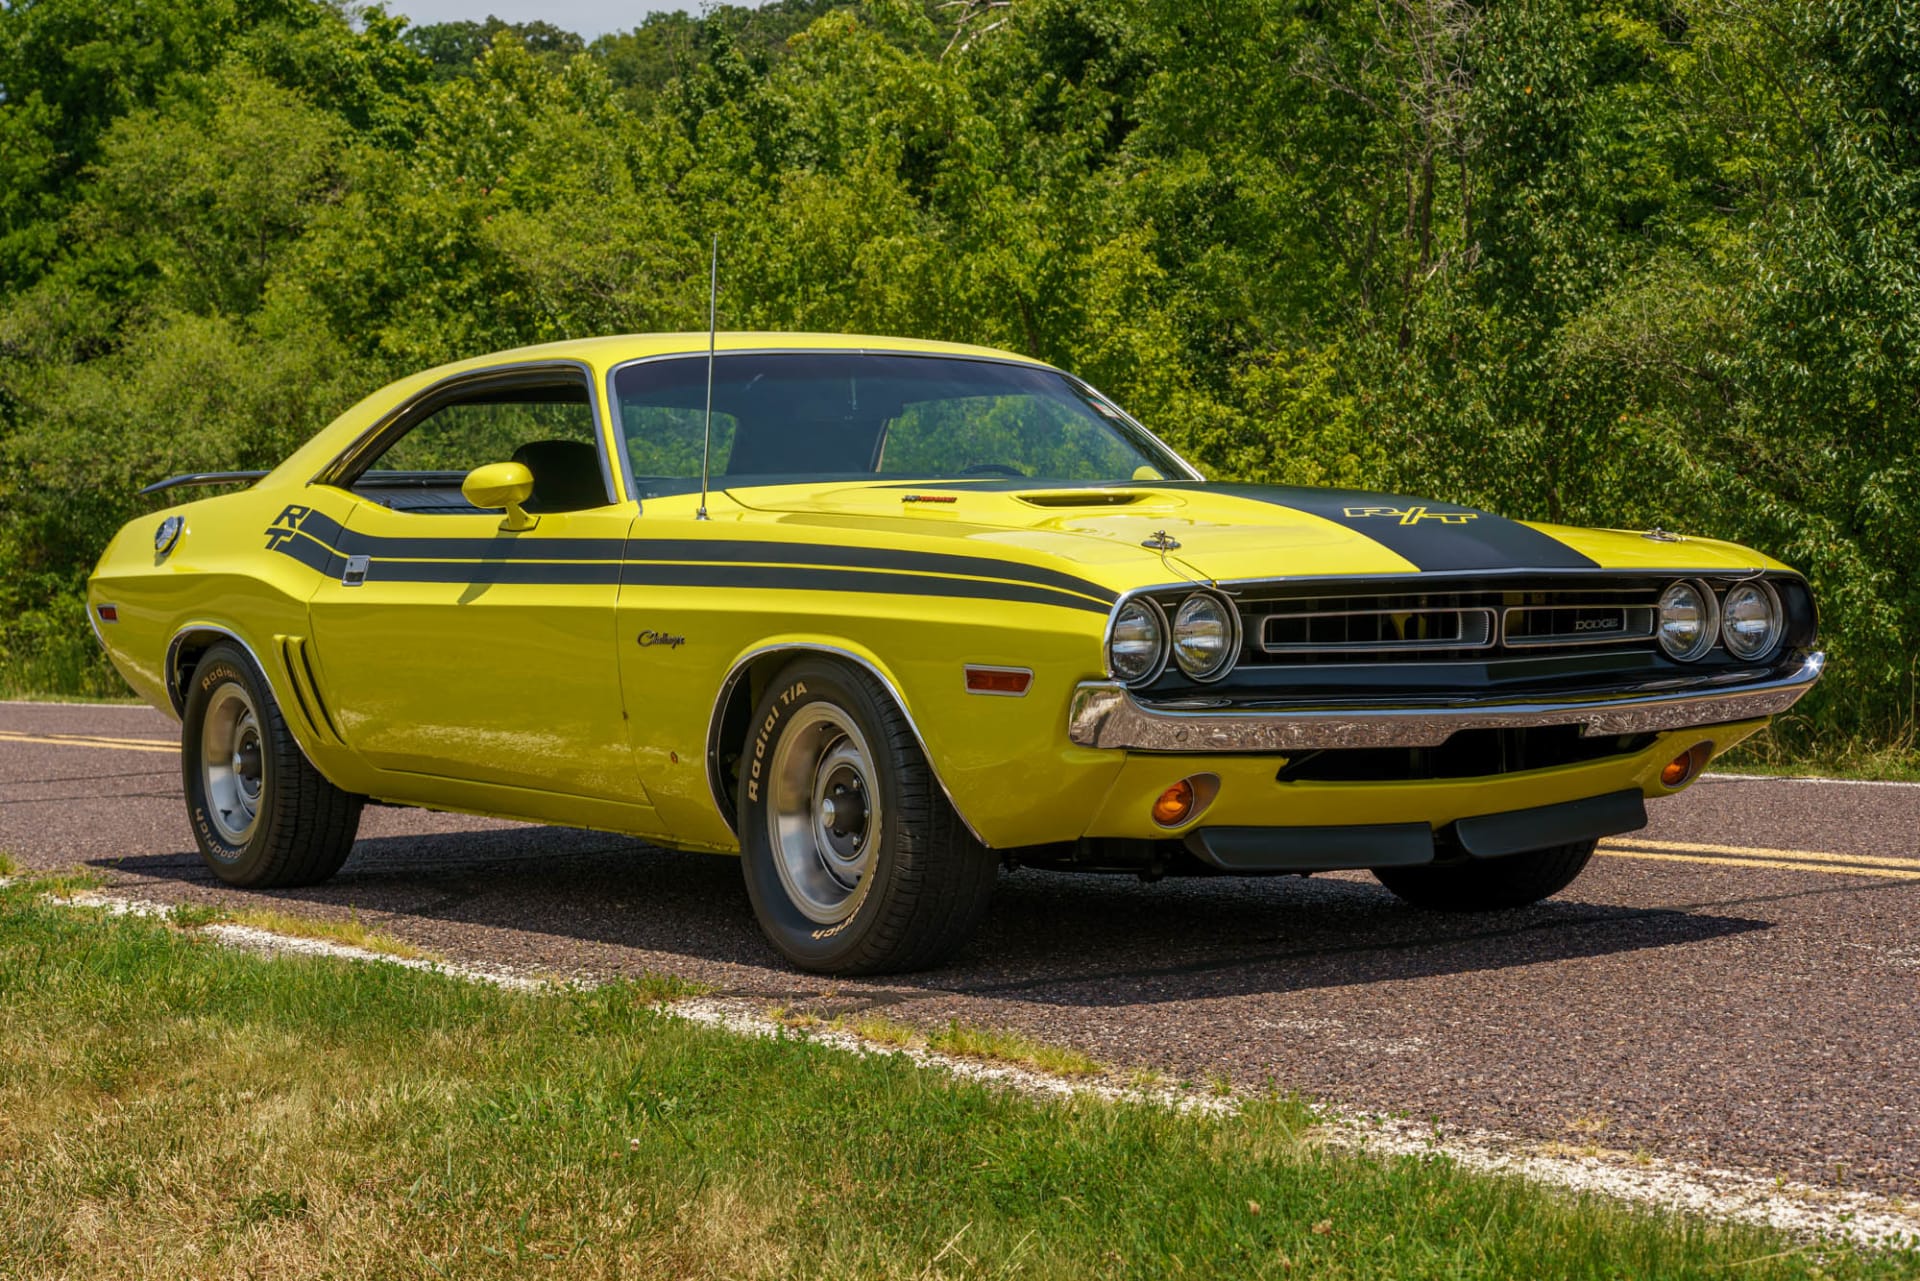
(87, 333, 1823, 974)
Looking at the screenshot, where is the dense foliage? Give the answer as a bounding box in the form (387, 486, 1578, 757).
(1, 0, 1914, 761)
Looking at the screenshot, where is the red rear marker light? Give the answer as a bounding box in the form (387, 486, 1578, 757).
(903, 494, 958, 504)
(1660, 742, 1713, 790)
(96, 604, 118, 623)
(964, 665, 1032, 696)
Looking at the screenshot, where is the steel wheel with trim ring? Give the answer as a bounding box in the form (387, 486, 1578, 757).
(180, 641, 364, 888)
(739, 657, 997, 975)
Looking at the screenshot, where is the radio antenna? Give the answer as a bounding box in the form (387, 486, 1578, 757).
(697, 232, 718, 521)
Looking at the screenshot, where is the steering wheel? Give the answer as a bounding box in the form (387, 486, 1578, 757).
(959, 463, 1025, 478)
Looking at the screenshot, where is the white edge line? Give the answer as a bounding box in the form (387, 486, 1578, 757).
(12, 884, 1919, 1250)
(1701, 771, 1920, 789)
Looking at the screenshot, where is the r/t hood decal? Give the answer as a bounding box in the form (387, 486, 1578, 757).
(1203, 485, 1598, 572)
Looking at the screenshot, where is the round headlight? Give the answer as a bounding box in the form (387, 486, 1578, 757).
(1721, 581, 1782, 660)
(1657, 580, 1717, 661)
(1106, 598, 1168, 685)
(1172, 593, 1238, 681)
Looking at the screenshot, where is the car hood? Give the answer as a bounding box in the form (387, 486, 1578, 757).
(725, 480, 1790, 591)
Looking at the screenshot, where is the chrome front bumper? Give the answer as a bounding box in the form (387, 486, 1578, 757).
(1066, 652, 1825, 753)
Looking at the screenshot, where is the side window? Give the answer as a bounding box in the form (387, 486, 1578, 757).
(353, 373, 611, 514)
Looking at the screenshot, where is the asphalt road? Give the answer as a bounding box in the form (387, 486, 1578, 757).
(7, 700, 1919, 1199)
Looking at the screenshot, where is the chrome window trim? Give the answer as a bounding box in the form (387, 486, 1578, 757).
(311, 359, 621, 509)
(703, 642, 988, 845)
(603, 347, 1203, 514)
(1066, 651, 1825, 753)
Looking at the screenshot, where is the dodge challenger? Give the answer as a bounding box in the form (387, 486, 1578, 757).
(87, 333, 1823, 973)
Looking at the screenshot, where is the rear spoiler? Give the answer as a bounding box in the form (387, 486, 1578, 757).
(137, 471, 269, 497)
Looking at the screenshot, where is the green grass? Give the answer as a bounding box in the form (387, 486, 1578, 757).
(23, 868, 108, 897)
(926, 1019, 1108, 1078)
(0, 627, 135, 703)
(775, 1008, 1107, 1076)
(2, 885, 1914, 1278)
(1718, 721, 1920, 782)
(165, 903, 436, 961)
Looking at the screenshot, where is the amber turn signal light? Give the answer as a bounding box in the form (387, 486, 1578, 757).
(963, 666, 1032, 696)
(1152, 779, 1196, 826)
(1149, 773, 1220, 828)
(1660, 742, 1713, 789)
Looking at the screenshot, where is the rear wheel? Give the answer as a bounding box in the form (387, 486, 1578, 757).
(181, 642, 363, 887)
(1372, 839, 1596, 911)
(738, 658, 997, 975)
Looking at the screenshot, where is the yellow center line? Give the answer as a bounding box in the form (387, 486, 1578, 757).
(0, 731, 177, 754)
(1601, 836, 1920, 871)
(1598, 848, 1920, 880)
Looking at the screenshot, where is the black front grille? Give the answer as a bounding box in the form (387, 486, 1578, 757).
(1261, 606, 1495, 654)
(1237, 584, 1663, 667)
(1503, 603, 1655, 647)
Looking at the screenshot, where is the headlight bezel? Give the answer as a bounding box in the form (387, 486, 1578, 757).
(1720, 579, 1784, 661)
(1657, 578, 1720, 662)
(1105, 595, 1171, 687)
(1170, 591, 1241, 682)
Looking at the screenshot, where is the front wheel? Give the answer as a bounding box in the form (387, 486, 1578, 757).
(738, 658, 997, 975)
(1372, 839, 1596, 911)
(181, 642, 364, 888)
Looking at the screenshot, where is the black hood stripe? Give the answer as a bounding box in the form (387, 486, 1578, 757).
(1203, 485, 1598, 573)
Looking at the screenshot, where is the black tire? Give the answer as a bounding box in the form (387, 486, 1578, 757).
(1372, 839, 1596, 911)
(738, 658, 997, 975)
(180, 641, 364, 888)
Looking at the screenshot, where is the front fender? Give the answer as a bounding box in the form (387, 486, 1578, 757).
(697, 625, 1127, 852)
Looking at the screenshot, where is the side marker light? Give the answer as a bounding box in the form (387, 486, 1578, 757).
(96, 604, 118, 623)
(964, 666, 1032, 696)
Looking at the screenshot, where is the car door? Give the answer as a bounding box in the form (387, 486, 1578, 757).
(303, 363, 646, 807)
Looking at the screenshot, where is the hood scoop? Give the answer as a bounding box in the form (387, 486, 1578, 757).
(1015, 490, 1148, 508)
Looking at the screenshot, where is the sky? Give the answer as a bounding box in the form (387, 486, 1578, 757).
(381, 0, 758, 40)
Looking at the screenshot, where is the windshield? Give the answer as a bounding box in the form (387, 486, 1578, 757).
(611, 352, 1187, 498)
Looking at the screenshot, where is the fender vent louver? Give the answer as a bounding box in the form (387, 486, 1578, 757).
(277, 635, 343, 745)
